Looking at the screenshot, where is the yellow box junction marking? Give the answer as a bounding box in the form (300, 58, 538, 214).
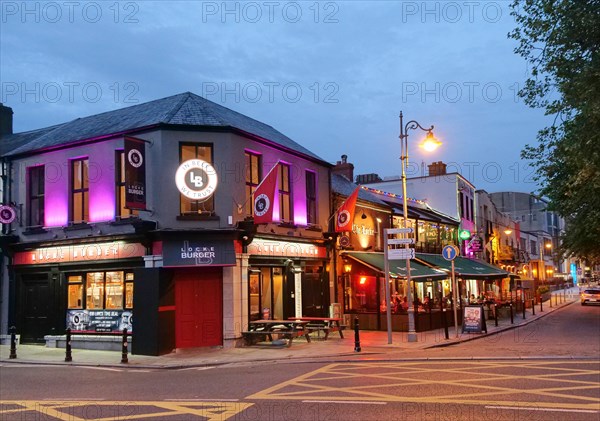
(247, 360, 600, 411)
(0, 400, 252, 421)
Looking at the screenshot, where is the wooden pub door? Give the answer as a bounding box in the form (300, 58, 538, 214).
(175, 268, 223, 348)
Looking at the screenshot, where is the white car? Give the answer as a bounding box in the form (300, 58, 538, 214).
(580, 289, 600, 306)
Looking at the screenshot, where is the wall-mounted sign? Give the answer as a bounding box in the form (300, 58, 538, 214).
(163, 239, 236, 267)
(175, 159, 218, 201)
(248, 239, 326, 259)
(468, 236, 483, 252)
(459, 229, 471, 240)
(13, 242, 146, 265)
(0, 205, 16, 224)
(67, 309, 132, 333)
(124, 136, 147, 210)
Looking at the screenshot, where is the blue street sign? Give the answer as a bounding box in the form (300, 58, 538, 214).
(442, 245, 459, 261)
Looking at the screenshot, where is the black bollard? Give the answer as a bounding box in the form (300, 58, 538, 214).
(353, 316, 361, 352)
(9, 326, 17, 359)
(540, 297, 543, 312)
(442, 308, 449, 340)
(121, 328, 128, 364)
(532, 299, 535, 316)
(522, 298, 526, 319)
(494, 304, 498, 327)
(510, 303, 514, 324)
(65, 328, 72, 362)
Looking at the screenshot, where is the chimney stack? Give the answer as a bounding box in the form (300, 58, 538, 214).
(428, 161, 447, 176)
(0, 103, 14, 136)
(333, 154, 354, 182)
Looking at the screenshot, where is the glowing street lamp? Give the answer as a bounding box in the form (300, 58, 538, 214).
(399, 111, 441, 343)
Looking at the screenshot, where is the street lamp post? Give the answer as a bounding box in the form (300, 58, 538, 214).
(399, 111, 441, 342)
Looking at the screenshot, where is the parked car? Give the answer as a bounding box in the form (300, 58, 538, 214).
(580, 289, 600, 306)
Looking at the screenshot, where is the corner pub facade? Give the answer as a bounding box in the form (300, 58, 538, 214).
(0, 94, 334, 355)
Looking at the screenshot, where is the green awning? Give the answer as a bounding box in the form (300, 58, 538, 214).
(416, 253, 508, 279)
(342, 252, 448, 281)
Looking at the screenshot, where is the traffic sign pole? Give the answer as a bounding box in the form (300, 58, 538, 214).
(383, 231, 392, 344)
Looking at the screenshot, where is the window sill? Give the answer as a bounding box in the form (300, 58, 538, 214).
(305, 224, 323, 232)
(177, 214, 220, 221)
(278, 222, 297, 229)
(64, 223, 92, 231)
(23, 227, 49, 235)
(110, 216, 141, 226)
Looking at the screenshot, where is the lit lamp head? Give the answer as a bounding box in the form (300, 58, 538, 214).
(504, 229, 512, 235)
(419, 131, 442, 152)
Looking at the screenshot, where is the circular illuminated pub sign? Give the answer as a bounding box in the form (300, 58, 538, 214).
(0, 205, 16, 224)
(175, 159, 218, 201)
(459, 229, 471, 240)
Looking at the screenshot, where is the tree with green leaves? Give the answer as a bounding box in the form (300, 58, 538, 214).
(509, 0, 600, 265)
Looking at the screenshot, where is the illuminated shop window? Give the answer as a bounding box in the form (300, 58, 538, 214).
(69, 271, 133, 310)
(68, 275, 83, 309)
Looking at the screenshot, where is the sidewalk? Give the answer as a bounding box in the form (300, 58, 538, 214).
(0, 287, 580, 370)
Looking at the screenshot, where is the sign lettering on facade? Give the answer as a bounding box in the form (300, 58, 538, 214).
(248, 239, 326, 259)
(162, 239, 236, 267)
(13, 242, 146, 265)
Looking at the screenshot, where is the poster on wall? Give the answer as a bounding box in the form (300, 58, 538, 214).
(461, 305, 487, 334)
(124, 136, 146, 210)
(66, 310, 133, 333)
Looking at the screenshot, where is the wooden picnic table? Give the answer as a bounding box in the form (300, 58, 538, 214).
(287, 317, 346, 339)
(242, 320, 311, 347)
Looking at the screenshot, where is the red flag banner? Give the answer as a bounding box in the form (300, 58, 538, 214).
(253, 163, 279, 224)
(335, 187, 359, 232)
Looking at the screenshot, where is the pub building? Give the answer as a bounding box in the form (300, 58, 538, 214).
(0, 93, 334, 354)
(331, 161, 507, 331)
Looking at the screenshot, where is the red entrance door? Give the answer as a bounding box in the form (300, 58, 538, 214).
(175, 268, 223, 348)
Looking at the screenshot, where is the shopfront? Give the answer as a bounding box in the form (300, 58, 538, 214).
(11, 240, 147, 343)
(341, 251, 450, 331)
(247, 238, 329, 322)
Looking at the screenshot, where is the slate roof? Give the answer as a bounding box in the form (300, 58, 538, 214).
(331, 173, 390, 208)
(1, 92, 326, 162)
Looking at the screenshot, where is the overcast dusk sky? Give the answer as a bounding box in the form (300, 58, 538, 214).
(1, 1, 549, 193)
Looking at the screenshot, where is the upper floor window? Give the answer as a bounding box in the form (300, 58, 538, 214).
(278, 163, 292, 223)
(305, 170, 317, 225)
(27, 165, 45, 227)
(245, 151, 261, 215)
(180, 143, 214, 215)
(116, 151, 138, 219)
(71, 158, 89, 223)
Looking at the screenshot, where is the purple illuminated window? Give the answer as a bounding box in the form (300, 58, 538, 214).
(305, 170, 317, 225)
(179, 143, 214, 215)
(116, 151, 138, 219)
(71, 158, 89, 223)
(27, 165, 45, 227)
(278, 163, 292, 223)
(245, 151, 261, 215)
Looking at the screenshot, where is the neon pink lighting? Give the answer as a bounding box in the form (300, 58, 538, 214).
(44, 174, 68, 227)
(293, 198, 307, 226)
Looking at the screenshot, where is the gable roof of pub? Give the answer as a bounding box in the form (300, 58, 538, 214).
(1, 92, 326, 162)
